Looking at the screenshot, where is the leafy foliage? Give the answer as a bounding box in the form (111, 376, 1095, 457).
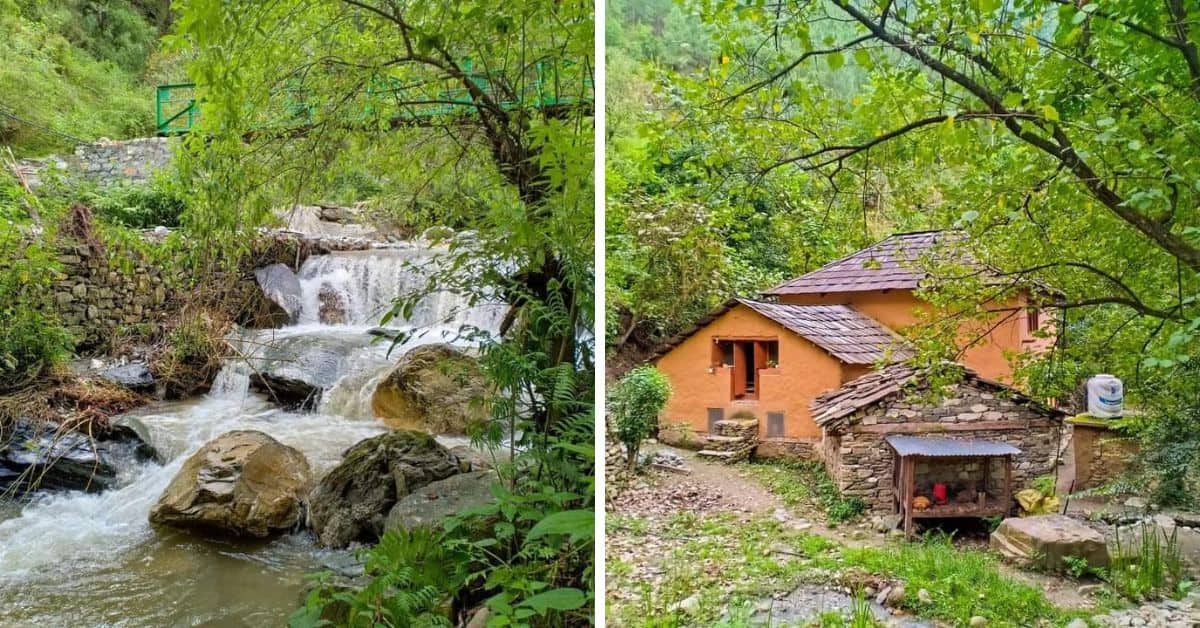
(170, 0, 594, 623)
(0, 0, 166, 156)
(82, 178, 188, 229)
(609, 0, 1200, 495)
(609, 366, 671, 470)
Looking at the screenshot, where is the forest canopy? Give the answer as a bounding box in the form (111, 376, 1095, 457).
(607, 0, 1200, 501)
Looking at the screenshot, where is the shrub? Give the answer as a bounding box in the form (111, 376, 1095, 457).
(84, 180, 188, 229)
(609, 365, 671, 470)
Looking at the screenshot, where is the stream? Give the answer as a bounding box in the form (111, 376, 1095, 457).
(0, 244, 505, 626)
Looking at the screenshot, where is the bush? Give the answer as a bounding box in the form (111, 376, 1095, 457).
(84, 181, 187, 229)
(0, 224, 73, 391)
(609, 365, 671, 470)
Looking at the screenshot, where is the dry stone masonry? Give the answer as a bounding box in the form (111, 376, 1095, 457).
(52, 242, 175, 348)
(19, 137, 176, 188)
(820, 382, 1063, 513)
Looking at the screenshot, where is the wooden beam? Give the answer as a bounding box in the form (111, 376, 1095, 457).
(853, 419, 1056, 434)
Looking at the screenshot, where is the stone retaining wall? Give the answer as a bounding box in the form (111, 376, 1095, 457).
(19, 138, 176, 188)
(51, 242, 176, 348)
(825, 384, 1062, 513)
(73, 138, 175, 186)
(48, 231, 374, 350)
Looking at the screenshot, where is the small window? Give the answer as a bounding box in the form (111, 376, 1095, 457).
(766, 341, 779, 367)
(767, 412, 784, 437)
(717, 340, 735, 366)
(1027, 309, 1040, 334)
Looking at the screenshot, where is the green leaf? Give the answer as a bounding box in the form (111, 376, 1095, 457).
(826, 51, 844, 70)
(518, 588, 587, 613)
(526, 509, 594, 543)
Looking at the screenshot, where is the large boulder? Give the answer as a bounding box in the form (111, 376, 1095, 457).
(370, 344, 489, 434)
(0, 417, 156, 492)
(254, 263, 303, 323)
(385, 470, 497, 533)
(991, 515, 1110, 572)
(149, 430, 312, 538)
(307, 430, 466, 547)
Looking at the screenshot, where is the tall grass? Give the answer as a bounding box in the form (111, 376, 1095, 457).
(1107, 522, 1185, 600)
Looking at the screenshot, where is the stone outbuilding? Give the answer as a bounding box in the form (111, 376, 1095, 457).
(811, 363, 1066, 515)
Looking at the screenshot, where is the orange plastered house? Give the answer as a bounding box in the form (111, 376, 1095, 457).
(652, 231, 1056, 455)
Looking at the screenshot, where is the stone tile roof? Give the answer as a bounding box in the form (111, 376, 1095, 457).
(811, 363, 1064, 428)
(650, 298, 912, 365)
(736, 299, 912, 364)
(764, 231, 963, 295)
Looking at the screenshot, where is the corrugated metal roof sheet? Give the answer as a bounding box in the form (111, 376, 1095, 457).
(736, 299, 912, 364)
(764, 231, 963, 295)
(885, 434, 1021, 457)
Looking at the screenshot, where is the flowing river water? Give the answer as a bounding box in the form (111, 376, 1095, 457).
(0, 244, 505, 626)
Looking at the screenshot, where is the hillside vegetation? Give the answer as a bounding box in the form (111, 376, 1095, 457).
(0, 0, 177, 156)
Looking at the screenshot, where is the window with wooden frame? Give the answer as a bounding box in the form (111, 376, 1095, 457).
(712, 337, 779, 400)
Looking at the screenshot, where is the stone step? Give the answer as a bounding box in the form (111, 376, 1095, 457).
(704, 435, 748, 443)
(697, 449, 737, 458)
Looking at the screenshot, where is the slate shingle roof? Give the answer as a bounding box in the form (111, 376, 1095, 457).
(810, 362, 1064, 429)
(650, 298, 912, 365)
(765, 231, 961, 295)
(737, 299, 912, 364)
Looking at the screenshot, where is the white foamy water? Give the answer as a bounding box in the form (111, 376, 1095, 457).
(0, 241, 504, 626)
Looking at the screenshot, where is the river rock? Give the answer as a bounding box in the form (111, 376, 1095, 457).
(990, 514, 1109, 572)
(0, 417, 155, 492)
(307, 430, 465, 547)
(370, 344, 489, 434)
(254, 263, 303, 323)
(149, 430, 312, 538)
(99, 362, 155, 392)
(251, 372, 321, 410)
(385, 470, 496, 532)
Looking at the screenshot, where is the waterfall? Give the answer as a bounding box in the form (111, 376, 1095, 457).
(0, 240, 504, 625)
(293, 247, 506, 334)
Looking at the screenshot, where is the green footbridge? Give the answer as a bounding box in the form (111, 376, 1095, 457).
(156, 60, 593, 136)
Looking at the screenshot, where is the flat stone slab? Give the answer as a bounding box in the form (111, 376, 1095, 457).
(991, 514, 1109, 572)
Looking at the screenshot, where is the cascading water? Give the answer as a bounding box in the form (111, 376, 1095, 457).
(0, 242, 503, 626)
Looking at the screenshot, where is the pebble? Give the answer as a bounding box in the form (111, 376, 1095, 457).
(917, 588, 932, 605)
(968, 617, 987, 627)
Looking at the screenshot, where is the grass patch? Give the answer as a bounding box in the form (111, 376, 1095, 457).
(608, 511, 1099, 627)
(743, 459, 866, 524)
(840, 534, 1101, 625)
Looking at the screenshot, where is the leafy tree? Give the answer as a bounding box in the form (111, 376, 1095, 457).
(610, 365, 671, 470)
(168, 0, 594, 621)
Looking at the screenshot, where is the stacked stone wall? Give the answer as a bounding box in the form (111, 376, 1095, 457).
(1071, 422, 1139, 491)
(19, 138, 176, 189)
(831, 384, 1061, 513)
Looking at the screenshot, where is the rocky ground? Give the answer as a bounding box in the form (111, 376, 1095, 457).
(606, 445, 1200, 627)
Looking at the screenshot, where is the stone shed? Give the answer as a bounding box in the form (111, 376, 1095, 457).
(811, 363, 1065, 514)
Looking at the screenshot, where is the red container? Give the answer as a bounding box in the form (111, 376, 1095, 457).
(932, 483, 948, 505)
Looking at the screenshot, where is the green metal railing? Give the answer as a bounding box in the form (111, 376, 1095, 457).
(156, 83, 198, 136)
(155, 60, 592, 135)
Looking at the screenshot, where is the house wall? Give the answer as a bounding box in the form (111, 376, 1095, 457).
(777, 289, 1054, 383)
(655, 305, 850, 441)
(1070, 422, 1139, 491)
(827, 383, 1061, 513)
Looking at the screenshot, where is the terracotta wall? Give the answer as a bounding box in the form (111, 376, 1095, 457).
(655, 305, 849, 440)
(777, 289, 1054, 383)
